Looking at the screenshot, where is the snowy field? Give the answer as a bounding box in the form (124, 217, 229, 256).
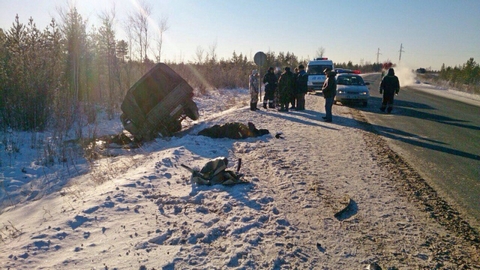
(1, 75, 479, 269)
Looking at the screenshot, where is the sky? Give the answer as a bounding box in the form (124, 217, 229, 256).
(0, 0, 479, 70)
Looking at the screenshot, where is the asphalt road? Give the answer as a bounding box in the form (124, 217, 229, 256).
(357, 73, 480, 227)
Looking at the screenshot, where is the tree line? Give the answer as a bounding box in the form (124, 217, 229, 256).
(1, 7, 476, 134)
(437, 58, 480, 94)
(0, 8, 309, 134)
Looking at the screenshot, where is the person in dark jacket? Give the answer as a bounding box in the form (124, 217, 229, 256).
(294, 64, 308, 110)
(277, 67, 295, 112)
(262, 67, 278, 109)
(274, 67, 282, 108)
(379, 68, 400, 113)
(290, 67, 299, 109)
(321, 68, 337, 122)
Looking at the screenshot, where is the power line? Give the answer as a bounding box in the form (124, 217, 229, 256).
(399, 43, 405, 62)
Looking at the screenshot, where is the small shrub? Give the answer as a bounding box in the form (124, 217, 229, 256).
(0, 221, 23, 243)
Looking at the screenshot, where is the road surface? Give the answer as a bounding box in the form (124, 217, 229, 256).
(358, 73, 480, 228)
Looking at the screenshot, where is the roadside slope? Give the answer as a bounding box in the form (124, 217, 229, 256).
(0, 90, 479, 269)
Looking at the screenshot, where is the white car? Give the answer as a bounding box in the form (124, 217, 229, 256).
(334, 74, 370, 106)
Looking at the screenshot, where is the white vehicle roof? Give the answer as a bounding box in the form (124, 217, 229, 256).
(307, 58, 334, 75)
(308, 58, 333, 65)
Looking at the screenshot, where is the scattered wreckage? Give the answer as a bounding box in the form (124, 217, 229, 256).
(181, 157, 247, 185)
(119, 63, 273, 143)
(198, 122, 269, 139)
(113, 64, 270, 187)
(120, 63, 199, 141)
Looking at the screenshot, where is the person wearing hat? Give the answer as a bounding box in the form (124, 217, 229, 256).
(262, 67, 278, 109)
(321, 68, 337, 122)
(291, 67, 300, 109)
(294, 64, 308, 110)
(277, 67, 295, 112)
(379, 68, 400, 113)
(249, 69, 260, 111)
(274, 67, 282, 107)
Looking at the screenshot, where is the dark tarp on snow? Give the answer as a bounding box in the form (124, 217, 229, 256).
(198, 122, 269, 139)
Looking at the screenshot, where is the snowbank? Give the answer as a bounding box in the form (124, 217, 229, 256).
(1, 80, 479, 269)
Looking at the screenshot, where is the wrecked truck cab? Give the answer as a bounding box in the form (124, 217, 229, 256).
(120, 63, 199, 141)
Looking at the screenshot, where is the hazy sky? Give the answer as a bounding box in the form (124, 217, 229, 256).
(1, 0, 479, 70)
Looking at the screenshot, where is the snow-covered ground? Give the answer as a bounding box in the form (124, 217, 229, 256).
(412, 79, 480, 106)
(1, 76, 479, 269)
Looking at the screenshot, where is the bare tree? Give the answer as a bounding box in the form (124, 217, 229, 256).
(207, 41, 217, 64)
(155, 16, 169, 62)
(194, 45, 204, 64)
(316, 47, 325, 58)
(98, 6, 120, 119)
(127, 1, 152, 64)
(124, 22, 133, 61)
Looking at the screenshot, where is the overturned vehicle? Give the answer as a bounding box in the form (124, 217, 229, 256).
(120, 63, 199, 141)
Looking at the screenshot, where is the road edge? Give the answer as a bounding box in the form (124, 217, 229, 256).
(350, 107, 480, 255)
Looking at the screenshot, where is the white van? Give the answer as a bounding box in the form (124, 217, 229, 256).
(307, 58, 334, 94)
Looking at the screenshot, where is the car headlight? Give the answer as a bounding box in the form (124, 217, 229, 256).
(337, 90, 344, 94)
(360, 91, 368, 95)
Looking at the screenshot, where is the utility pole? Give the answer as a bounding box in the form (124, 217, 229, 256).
(399, 43, 405, 62)
(376, 48, 382, 63)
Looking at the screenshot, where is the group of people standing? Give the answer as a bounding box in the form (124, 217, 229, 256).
(249, 65, 401, 121)
(249, 65, 309, 112)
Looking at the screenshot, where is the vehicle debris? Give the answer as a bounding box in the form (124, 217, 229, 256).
(181, 157, 247, 185)
(332, 195, 356, 220)
(120, 63, 199, 141)
(198, 122, 269, 139)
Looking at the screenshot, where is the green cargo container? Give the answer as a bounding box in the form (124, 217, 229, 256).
(120, 63, 199, 141)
